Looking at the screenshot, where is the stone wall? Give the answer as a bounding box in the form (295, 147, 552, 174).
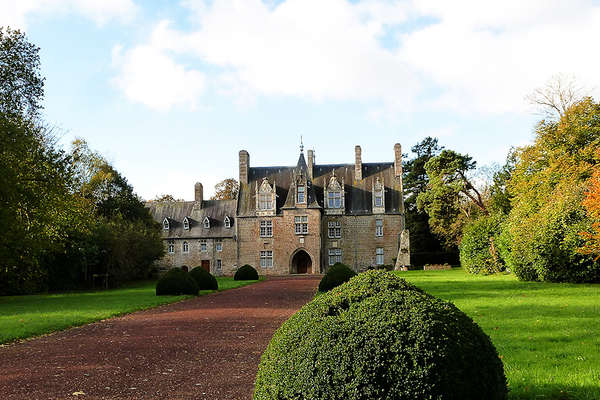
(158, 237, 237, 276)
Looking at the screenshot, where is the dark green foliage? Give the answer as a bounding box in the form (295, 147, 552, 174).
(234, 264, 259, 280)
(189, 267, 218, 290)
(318, 262, 357, 292)
(254, 271, 507, 400)
(155, 268, 198, 296)
(460, 214, 505, 274)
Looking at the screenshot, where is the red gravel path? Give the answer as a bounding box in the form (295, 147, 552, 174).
(0, 276, 320, 400)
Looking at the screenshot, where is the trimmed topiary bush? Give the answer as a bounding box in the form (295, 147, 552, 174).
(234, 264, 259, 280)
(318, 262, 357, 292)
(254, 270, 507, 400)
(155, 268, 198, 296)
(189, 267, 218, 290)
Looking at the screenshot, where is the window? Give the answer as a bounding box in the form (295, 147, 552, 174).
(373, 177, 385, 210)
(376, 247, 384, 265)
(216, 259, 222, 272)
(203, 217, 210, 228)
(167, 240, 174, 254)
(258, 178, 275, 211)
(328, 191, 342, 208)
(215, 239, 222, 252)
(328, 248, 342, 266)
(162, 218, 170, 230)
(328, 221, 341, 238)
(200, 239, 207, 252)
(375, 219, 383, 237)
(259, 193, 273, 210)
(183, 217, 190, 230)
(260, 220, 273, 237)
(224, 216, 231, 228)
(297, 185, 305, 203)
(260, 250, 273, 268)
(375, 192, 383, 207)
(182, 241, 189, 253)
(295, 216, 308, 234)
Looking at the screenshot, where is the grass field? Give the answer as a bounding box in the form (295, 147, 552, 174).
(0, 277, 259, 345)
(395, 268, 600, 400)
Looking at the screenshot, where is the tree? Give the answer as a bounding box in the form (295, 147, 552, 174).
(151, 194, 183, 202)
(417, 150, 487, 247)
(526, 74, 585, 120)
(211, 178, 239, 200)
(0, 27, 44, 120)
(578, 151, 600, 260)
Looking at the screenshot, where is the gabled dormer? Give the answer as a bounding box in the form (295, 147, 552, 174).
(203, 216, 211, 229)
(183, 216, 191, 230)
(372, 177, 385, 214)
(224, 215, 232, 228)
(162, 217, 171, 230)
(256, 177, 276, 216)
(324, 171, 344, 215)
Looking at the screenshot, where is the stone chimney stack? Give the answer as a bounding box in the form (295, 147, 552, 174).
(239, 150, 250, 185)
(194, 182, 203, 203)
(394, 143, 403, 177)
(307, 149, 314, 180)
(355, 145, 362, 181)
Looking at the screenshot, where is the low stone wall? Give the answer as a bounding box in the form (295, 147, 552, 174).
(423, 263, 452, 271)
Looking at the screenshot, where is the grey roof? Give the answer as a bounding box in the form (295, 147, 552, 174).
(237, 152, 404, 216)
(146, 199, 236, 239)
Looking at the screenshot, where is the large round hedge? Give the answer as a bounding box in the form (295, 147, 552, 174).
(254, 271, 507, 400)
(318, 262, 357, 292)
(189, 267, 218, 290)
(234, 264, 259, 280)
(155, 268, 198, 296)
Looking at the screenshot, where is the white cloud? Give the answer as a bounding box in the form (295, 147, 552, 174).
(111, 42, 206, 111)
(111, 0, 600, 115)
(0, 0, 137, 29)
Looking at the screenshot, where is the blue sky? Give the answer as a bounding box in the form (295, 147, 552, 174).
(3, 0, 600, 199)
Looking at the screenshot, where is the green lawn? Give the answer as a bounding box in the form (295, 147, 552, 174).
(0, 277, 259, 345)
(395, 268, 600, 400)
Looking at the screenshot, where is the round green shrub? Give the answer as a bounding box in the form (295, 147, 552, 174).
(318, 262, 357, 292)
(234, 264, 259, 280)
(254, 270, 507, 400)
(460, 214, 505, 274)
(155, 268, 198, 296)
(189, 267, 218, 290)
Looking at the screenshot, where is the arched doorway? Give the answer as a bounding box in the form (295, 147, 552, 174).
(291, 249, 312, 274)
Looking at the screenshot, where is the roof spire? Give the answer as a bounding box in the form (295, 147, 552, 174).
(300, 135, 304, 153)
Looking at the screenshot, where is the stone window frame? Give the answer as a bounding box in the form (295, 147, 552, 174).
(297, 184, 306, 204)
(216, 259, 222, 271)
(260, 250, 273, 268)
(294, 216, 308, 235)
(182, 241, 189, 253)
(167, 240, 175, 254)
(375, 219, 383, 237)
(328, 221, 341, 239)
(256, 178, 276, 215)
(200, 239, 207, 252)
(260, 220, 273, 238)
(372, 177, 385, 214)
(376, 247, 384, 265)
(215, 239, 223, 252)
(328, 248, 342, 266)
(183, 217, 190, 230)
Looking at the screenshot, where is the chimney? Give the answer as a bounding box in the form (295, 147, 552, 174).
(394, 143, 402, 177)
(194, 182, 203, 203)
(355, 145, 362, 181)
(239, 150, 250, 185)
(307, 149, 314, 180)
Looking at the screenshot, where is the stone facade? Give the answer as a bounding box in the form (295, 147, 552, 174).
(147, 143, 409, 275)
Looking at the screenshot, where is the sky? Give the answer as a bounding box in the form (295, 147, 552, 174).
(2, 0, 600, 200)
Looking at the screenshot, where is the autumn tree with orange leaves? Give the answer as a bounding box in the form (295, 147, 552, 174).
(580, 153, 600, 260)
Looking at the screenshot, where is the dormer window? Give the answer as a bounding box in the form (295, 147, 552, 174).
(183, 217, 190, 230)
(162, 218, 170, 230)
(203, 217, 210, 228)
(256, 178, 276, 216)
(373, 177, 385, 214)
(375, 191, 383, 207)
(297, 185, 305, 203)
(324, 173, 344, 215)
(224, 216, 231, 228)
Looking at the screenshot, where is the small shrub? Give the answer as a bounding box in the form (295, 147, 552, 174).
(234, 264, 259, 280)
(189, 267, 218, 290)
(155, 268, 198, 296)
(254, 271, 507, 400)
(318, 262, 357, 292)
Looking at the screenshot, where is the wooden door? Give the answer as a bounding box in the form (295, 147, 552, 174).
(201, 260, 210, 272)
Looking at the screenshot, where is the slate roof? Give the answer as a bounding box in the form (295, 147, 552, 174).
(146, 199, 236, 239)
(237, 152, 404, 216)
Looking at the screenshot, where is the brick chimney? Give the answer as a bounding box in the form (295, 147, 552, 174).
(355, 145, 362, 181)
(194, 182, 203, 203)
(239, 150, 249, 185)
(394, 143, 402, 177)
(307, 149, 314, 180)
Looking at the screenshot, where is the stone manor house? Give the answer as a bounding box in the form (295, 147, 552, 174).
(147, 144, 410, 275)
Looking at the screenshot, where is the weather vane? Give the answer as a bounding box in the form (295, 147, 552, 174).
(300, 135, 304, 153)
